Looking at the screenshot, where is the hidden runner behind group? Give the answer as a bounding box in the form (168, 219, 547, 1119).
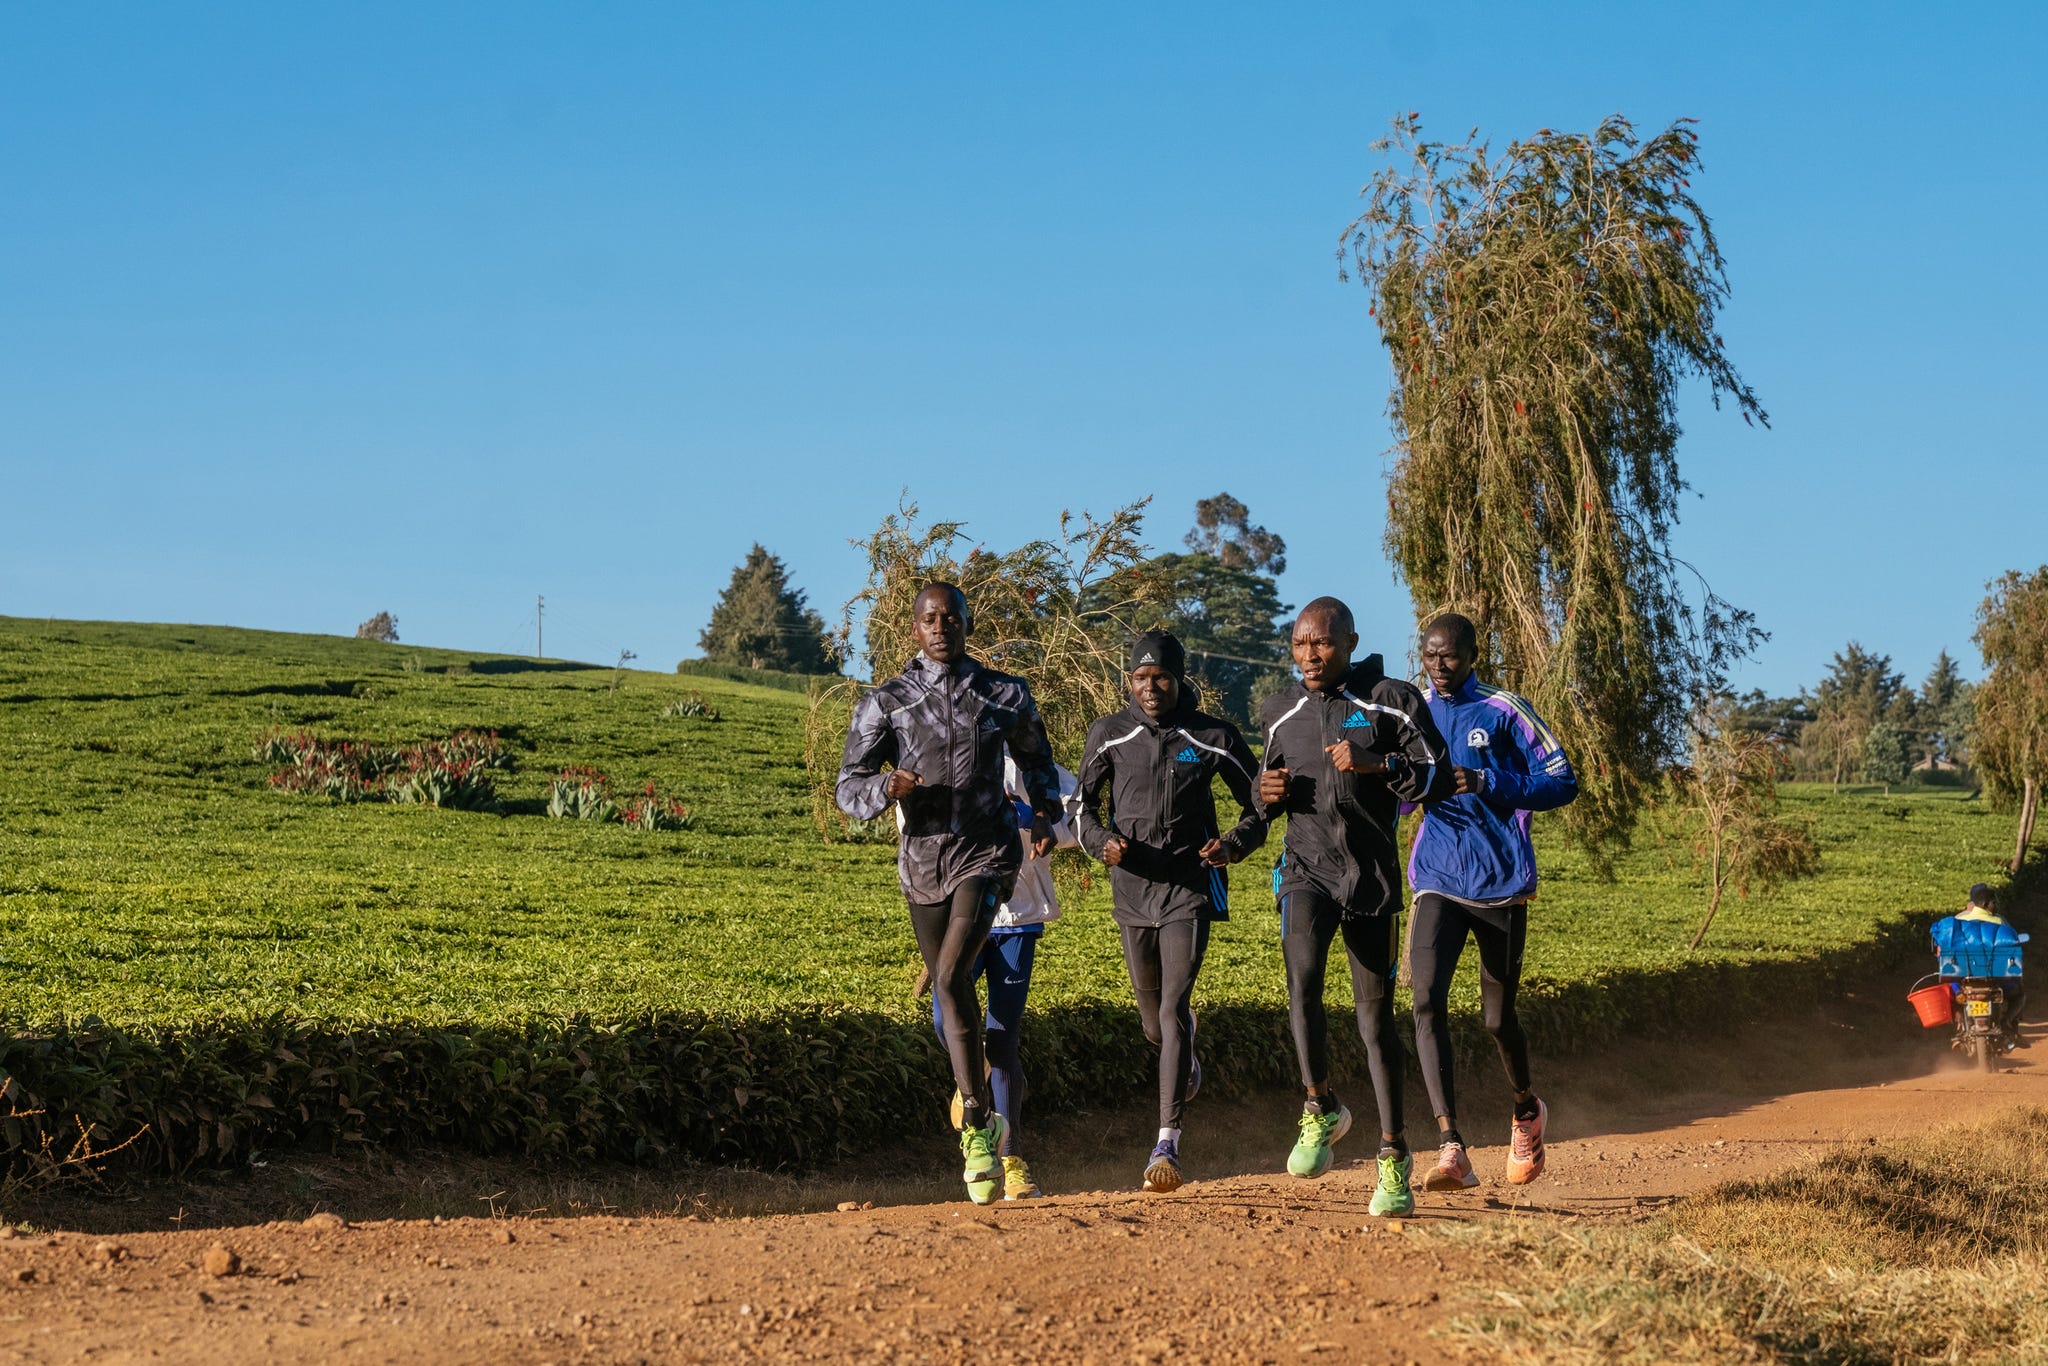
(836, 582, 1062, 1205)
(1256, 596, 1455, 1218)
(1407, 612, 1578, 1193)
(929, 753, 1082, 1201)
(1077, 631, 1266, 1194)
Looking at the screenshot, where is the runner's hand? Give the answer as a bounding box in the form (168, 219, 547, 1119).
(882, 769, 921, 800)
(1101, 835, 1127, 867)
(1325, 740, 1387, 775)
(1451, 766, 1486, 796)
(1258, 767, 1292, 806)
(1198, 837, 1238, 868)
(1030, 812, 1054, 859)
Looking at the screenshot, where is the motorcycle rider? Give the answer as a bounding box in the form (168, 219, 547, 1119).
(1932, 883, 2028, 1048)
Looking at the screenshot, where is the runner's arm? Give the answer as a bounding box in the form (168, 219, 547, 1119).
(1215, 724, 1269, 859)
(1075, 723, 1117, 861)
(1382, 683, 1456, 805)
(835, 690, 900, 820)
(1482, 706, 1579, 811)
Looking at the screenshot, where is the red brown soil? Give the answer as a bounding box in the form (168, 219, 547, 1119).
(3, 995, 2042, 1364)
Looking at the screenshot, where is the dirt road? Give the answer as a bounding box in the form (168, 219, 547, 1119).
(3, 1000, 2041, 1365)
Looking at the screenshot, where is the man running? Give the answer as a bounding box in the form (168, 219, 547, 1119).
(837, 582, 1061, 1205)
(1078, 631, 1264, 1193)
(1257, 597, 1453, 1217)
(1407, 612, 1578, 1191)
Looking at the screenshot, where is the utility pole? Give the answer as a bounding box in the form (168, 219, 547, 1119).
(536, 594, 544, 660)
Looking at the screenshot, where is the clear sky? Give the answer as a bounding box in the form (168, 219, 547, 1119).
(4, 3, 2041, 695)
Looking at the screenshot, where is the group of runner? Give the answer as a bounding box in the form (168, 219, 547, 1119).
(835, 583, 1578, 1209)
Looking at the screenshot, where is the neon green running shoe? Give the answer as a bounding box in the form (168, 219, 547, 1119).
(1286, 1102, 1352, 1179)
(1369, 1150, 1414, 1217)
(960, 1112, 1009, 1205)
(1002, 1155, 1042, 1200)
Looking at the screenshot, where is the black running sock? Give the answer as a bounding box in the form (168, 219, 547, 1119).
(1439, 1127, 1465, 1148)
(1513, 1096, 1541, 1122)
(961, 1096, 989, 1132)
(1306, 1089, 1341, 1117)
(1379, 1140, 1409, 1159)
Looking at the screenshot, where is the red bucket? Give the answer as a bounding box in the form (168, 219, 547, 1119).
(1909, 983, 1953, 1028)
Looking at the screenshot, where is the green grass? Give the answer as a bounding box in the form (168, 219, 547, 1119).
(0, 616, 2020, 1169)
(0, 616, 2011, 1028)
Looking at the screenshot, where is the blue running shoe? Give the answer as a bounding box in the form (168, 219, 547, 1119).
(1142, 1139, 1183, 1193)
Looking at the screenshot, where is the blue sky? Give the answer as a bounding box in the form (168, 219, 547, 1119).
(4, 3, 2040, 695)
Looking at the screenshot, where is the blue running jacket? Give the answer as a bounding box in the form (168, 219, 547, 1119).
(1407, 675, 1578, 904)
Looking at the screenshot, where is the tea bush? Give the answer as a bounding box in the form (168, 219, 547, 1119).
(0, 617, 2015, 1175)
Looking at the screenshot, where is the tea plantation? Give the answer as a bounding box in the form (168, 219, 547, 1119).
(0, 617, 2014, 1172)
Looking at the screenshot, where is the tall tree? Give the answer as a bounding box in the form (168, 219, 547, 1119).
(1184, 493, 1288, 573)
(1974, 567, 2048, 872)
(1086, 495, 1292, 726)
(1341, 115, 1767, 859)
(698, 545, 834, 674)
(1864, 721, 1910, 794)
(1807, 642, 1905, 788)
(1919, 650, 1971, 767)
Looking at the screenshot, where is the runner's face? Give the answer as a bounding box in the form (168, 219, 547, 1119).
(1421, 628, 1476, 696)
(912, 589, 968, 663)
(1290, 612, 1356, 691)
(1130, 663, 1179, 719)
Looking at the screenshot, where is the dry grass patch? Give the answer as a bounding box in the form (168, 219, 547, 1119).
(1447, 1106, 2048, 1363)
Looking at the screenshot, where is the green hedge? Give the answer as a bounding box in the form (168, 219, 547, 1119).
(673, 658, 837, 693)
(0, 912, 1938, 1179)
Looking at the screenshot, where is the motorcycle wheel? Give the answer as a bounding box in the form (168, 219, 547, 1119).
(1977, 1036, 1999, 1073)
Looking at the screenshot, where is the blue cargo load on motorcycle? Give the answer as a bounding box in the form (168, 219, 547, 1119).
(1931, 914, 2025, 980)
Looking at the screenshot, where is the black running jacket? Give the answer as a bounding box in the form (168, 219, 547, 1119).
(836, 654, 1061, 905)
(1077, 699, 1266, 928)
(1258, 655, 1453, 917)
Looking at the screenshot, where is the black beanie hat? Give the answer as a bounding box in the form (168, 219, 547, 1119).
(1129, 631, 1186, 678)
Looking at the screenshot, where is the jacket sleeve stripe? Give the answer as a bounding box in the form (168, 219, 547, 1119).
(1340, 689, 1443, 763)
(1475, 683, 1565, 757)
(1173, 727, 1254, 783)
(1263, 696, 1310, 753)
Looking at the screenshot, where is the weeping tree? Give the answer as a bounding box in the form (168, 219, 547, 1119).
(801, 498, 1168, 840)
(1340, 114, 1768, 859)
(1974, 567, 2048, 873)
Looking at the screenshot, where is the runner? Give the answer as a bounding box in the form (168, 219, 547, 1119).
(1256, 597, 1453, 1217)
(931, 754, 1082, 1200)
(1407, 611, 1578, 1191)
(836, 582, 1062, 1205)
(1077, 631, 1265, 1193)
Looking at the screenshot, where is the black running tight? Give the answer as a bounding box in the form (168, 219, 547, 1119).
(1409, 892, 1531, 1124)
(907, 878, 1001, 1130)
(1280, 889, 1403, 1138)
(1119, 918, 1210, 1129)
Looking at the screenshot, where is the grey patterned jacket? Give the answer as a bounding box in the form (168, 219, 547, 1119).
(836, 654, 1061, 905)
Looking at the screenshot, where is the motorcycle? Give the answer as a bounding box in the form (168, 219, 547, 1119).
(1910, 925, 2028, 1072)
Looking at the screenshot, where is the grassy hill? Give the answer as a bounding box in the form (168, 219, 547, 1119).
(0, 616, 2017, 1173)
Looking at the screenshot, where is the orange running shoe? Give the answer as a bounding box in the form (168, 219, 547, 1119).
(1505, 1099, 1547, 1185)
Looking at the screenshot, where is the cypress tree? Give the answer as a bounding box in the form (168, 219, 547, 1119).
(698, 545, 833, 674)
